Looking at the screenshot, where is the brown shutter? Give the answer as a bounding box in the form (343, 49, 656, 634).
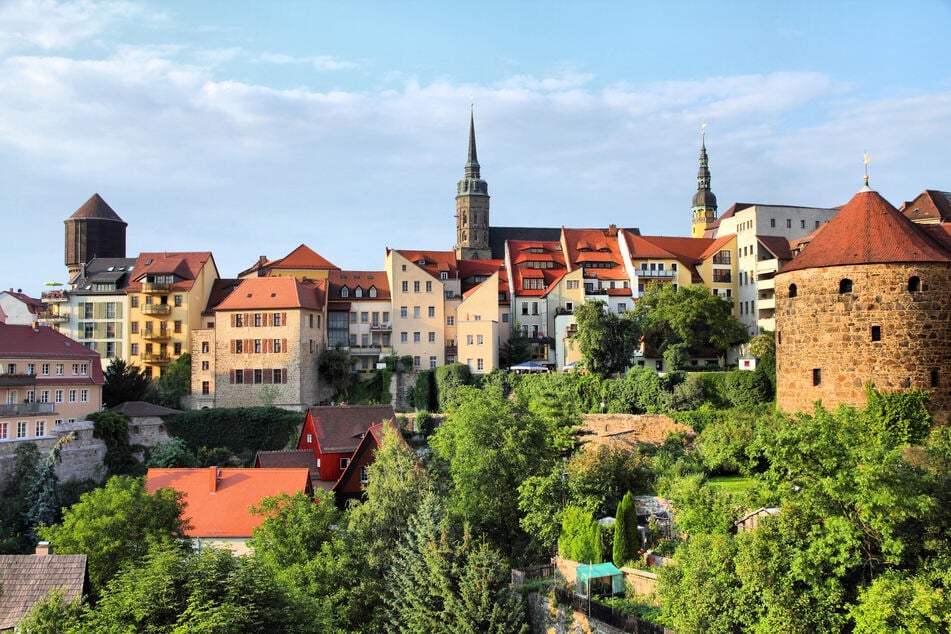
(230, 340, 235, 353)
(230, 314, 235, 327)
(229, 370, 234, 384)
(283, 338, 287, 353)
(283, 367, 288, 383)
(282, 312, 287, 326)
(244, 313, 250, 326)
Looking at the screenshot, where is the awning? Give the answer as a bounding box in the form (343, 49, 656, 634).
(575, 562, 623, 582)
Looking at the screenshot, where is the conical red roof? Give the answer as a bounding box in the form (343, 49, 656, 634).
(781, 188, 951, 273)
(67, 193, 125, 222)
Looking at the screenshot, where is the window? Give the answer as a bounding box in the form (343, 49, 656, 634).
(81, 389, 89, 403)
(871, 326, 881, 342)
(174, 295, 183, 307)
(41, 363, 49, 376)
(789, 283, 798, 298)
(273, 313, 282, 326)
(201, 341, 210, 354)
(413, 306, 420, 319)
(361, 334, 369, 347)
(931, 369, 940, 388)
(341, 286, 350, 298)
(800, 219, 806, 229)
(55, 419, 62, 427)
(477, 358, 484, 371)
(131, 296, 139, 308)
(5, 363, 14, 374)
(786, 219, 792, 228)
(254, 369, 263, 384)
(812, 368, 822, 386)
(354, 287, 363, 298)
(17, 421, 28, 438)
(770, 218, 776, 228)
(201, 360, 209, 370)
(476, 335, 483, 345)
(273, 369, 284, 383)
(439, 271, 448, 280)
(430, 356, 437, 368)
(532, 302, 539, 315)
(400, 306, 408, 318)
(428, 332, 435, 343)
(35, 421, 45, 437)
(55, 390, 63, 404)
(425, 281, 432, 292)
(839, 278, 853, 294)
(360, 466, 369, 484)
(131, 343, 139, 355)
(350, 312, 357, 323)
(235, 340, 244, 353)
(414, 356, 421, 367)
(234, 369, 244, 384)
(712, 269, 732, 283)
(523, 278, 546, 290)
(254, 339, 262, 353)
(400, 332, 408, 343)
(69, 390, 77, 403)
(39, 390, 49, 403)
(522, 302, 529, 315)
(361, 312, 369, 323)
(712, 250, 731, 265)
(467, 335, 474, 345)
(369, 287, 377, 298)
(340, 458, 350, 470)
(273, 339, 282, 353)
(174, 320, 182, 333)
(502, 313, 509, 322)
(414, 281, 420, 293)
(447, 316, 454, 326)
(618, 303, 627, 313)
(413, 332, 421, 343)
(908, 276, 922, 292)
(55, 364, 63, 376)
(235, 313, 243, 327)
(26, 363, 35, 375)
(0, 422, 6, 439)
(428, 306, 435, 318)
(401, 281, 408, 292)
(201, 381, 210, 395)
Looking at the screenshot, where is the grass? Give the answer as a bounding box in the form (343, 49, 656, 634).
(707, 475, 757, 493)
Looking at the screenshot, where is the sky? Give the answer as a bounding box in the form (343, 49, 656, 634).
(3, 0, 951, 295)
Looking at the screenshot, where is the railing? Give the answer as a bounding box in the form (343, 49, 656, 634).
(141, 304, 171, 315)
(38, 312, 70, 323)
(41, 291, 69, 303)
(349, 345, 394, 356)
(370, 322, 392, 332)
(141, 282, 171, 293)
(552, 587, 673, 634)
(0, 402, 55, 416)
(638, 269, 676, 278)
(0, 375, 37, 387)
(141, 329, 171, 341)
(141, 353, 172, 364)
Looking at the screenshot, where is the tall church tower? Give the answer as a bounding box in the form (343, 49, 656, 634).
(455, 108, 491, 260)
(691, 126, 718, 238)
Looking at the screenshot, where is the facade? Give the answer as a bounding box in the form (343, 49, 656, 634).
(0, 289, 45, 326)
(327, 270, 392, 373)
(145, 467, 312, 554)
(192, 276, 326, 411)
(239, 243, 339, 281)
(0, 323, 103, 444)
(775, 185, 951, 421)
(562, 226, 634, 315)
(385, 249, 460, 369)
(900, 189, 951, 225)
(333, 420, 410, 503)
(64, 193, 127, 280)
(296, 405, 395, 484)
(505, 239, 568, 366)
(125, 252, 219, 379)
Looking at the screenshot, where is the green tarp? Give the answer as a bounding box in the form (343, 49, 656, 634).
(575, 562, 623, 582)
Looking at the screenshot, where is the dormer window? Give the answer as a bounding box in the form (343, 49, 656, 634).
(354, 287, 363, 298)
(369, 286, 377, 298)
(340, 286, 349, 298)
(439, 272, 448, 280)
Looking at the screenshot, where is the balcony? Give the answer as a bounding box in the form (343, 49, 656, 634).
(370, 322, 392, 332)
(141, 304, 171, 315)
(141, 282, 171, 294)
(349, 345, 394, 356)
(755, 258, 779, 276)
(757, 296, 775, 311)
(0, 402, 54, 416)
(0, 375, 37, 387)
(38, 312, 69, 324)
(141, 353, 172, 364)
(41, 291, 69, 303)
(142, 329, 171, 341)
(637, 269, 676, 278)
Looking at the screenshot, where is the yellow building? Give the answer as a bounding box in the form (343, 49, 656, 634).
(125, 252, 219, 379)
(456, 271, 501, 374)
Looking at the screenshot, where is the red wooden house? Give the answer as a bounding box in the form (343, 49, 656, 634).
(332, 419, 413, 503)
(296, 404, 395, 484)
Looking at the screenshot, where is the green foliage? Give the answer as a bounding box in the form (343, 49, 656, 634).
(89, 410, 142, 477)
(514, 370, 605, 413)
(0, 442, 40, 553)
(434, 362, 472, 411)
(573, 300, 638, 376)
(415, 409, 436, 436)
(102, 357, 150, 408)
(411, 369, 437, 411)
(145, 353, 191, 409)
(38, 475, 188, 593)
(348, 367, 392, 405)
(850, 565, 951, 633)
(18, 587, 85, 633)
(661, 473, 736, 536)
(25, 436, 71, 541)
(613, 492, 638, 567)
(162, 407, 302, 466)
(317, 345, 356, 399)
(145, 436, 199, 468)
(566, 444, 653, 518)
(499, 329, 533, 368)
(633, 283, 749, 365)
(863, 384, 932, 447)
(558, 506, 601, 563)
(722, 369, 773, 407)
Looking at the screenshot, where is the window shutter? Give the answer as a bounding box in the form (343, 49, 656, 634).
(282, 312, 287, 325)
(229, 370, 234, 384)
(244, 313, 250, 326)
(246, 368, 253, 382)
(263, 369, 272, 384)
(230, 314, 235, 327)
(263, 313, 269, 327)
(283, 338, 287, 352)
(230, 340, 235, 354)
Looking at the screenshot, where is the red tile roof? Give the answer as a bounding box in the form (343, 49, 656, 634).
(782, 188, 951, 273)
(332, 420, 412, 496)
(328, 270, 391, 302)
(202, 278, 242, 315)
(214, 276, 326, 311)
(2, 290, 44, 315)
(303, 404, 395, 454)
(899, 189, 951, 224)
(67, 193, 125, 222)
(270, 244, 339, 271)
(756, 235, 793, 261)
(145, 467, 311, 538)
(126, 252, 215, 293)
(0, 324, 102, 381)
(395, 250, 458, 279)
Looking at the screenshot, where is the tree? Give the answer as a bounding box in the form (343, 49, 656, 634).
(38, 475, 188, 592)
(573, 300, 638, 376)
(613, 492, 638, 567)
(145, 353, 191, 408)
(145, 436, 199, 468)
(102, 358, 149, 407)
(89, 409, 141, 476)
(434, 362, 473, 411)
(633, 284, 749, 368)
(318, 345, 355, 400)
(0, 442, 40, 553)
(499, 326, 532, 368)
(25, 434, 72, 542)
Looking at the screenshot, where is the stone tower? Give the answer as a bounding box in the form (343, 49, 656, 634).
(64, 193, 127, 279)
(455, 109, 491, 260)
(691, 128, 718, 238)
(775, 182, 951, 422)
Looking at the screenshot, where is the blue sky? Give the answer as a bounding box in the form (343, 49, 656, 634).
(3, 0, 951, 294)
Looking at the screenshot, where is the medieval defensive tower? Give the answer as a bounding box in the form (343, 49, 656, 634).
(64, 193, 127, 279)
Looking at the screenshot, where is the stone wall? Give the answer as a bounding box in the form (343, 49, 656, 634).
(0, 421, 106, 490)
(776, 262, 951, 421)
(127, 416, 171, 449)
(528, 593, 626, 634)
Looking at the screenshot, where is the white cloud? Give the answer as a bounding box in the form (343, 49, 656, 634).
(0, 0, 153, 52)
(254, 51, 357, 71)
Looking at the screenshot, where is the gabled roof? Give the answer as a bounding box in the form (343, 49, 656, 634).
(782, 188, 951, 273)
(145, 467, 311, 538)
(214, 276, 326, 311)
(458, 259, 509, 298)
(621, 232, 679, 260)
(900, 189, 951, 224)
(202, 278, 242, 315)
(395, 249, 458, 279)
(304, 404, 396, 454)
(126, 252, 215, 293)
(0, 553, 88, 629)
(111, 400, 182, 417)
(332, 420, 411, 494)
(254, 449, 319, 482)
(69, 257, 138, 292)
(67, 193, 126, 223)
(270, 244, 339, 271)
(756, 235, 793, 261)
(0, 324, 102, 376)
(0, 290, 44, 315)
(328, 270, 391, 302)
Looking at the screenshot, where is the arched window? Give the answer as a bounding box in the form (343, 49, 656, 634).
(340, 286, 349, 298)
(368, 286, 377, 298)
(354, 287, 363, 298)
(788, 283, 798, 298)
(908, 276, 921, 292)
(839, 278, 853, 294)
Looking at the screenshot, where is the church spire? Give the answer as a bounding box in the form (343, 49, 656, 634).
(455, 106, 491, 260)
(465, 105, 480, 179)
(691, 123, 718, 238)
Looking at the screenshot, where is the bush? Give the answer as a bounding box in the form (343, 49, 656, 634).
(162, 407, 302, 466)
(435, 363, 472, 411)
(412, 370, 437, 412)
(723, 369, 773, 407)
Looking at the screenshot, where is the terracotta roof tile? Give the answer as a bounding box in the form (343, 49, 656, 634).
(0, 324, 103, 382)
(782, 188, 951, 273)
(145, 467, 311, 538)
(126, 252, 215, 293)
(270, 244, 339, 271)
(214, 277, 326, 311)
(900, 189, 951, 223)
(67, 193, 125, 223)
(396, 250, 458, 279)
(328, 270, 391, 302)
(756, 235, 793, 261)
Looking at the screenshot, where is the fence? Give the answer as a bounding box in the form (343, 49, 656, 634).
(552, 587, 674, 634)
(511, 563, 554, 586)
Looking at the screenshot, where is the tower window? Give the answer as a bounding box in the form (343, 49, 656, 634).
(839, 279, 853, 294)
(908, 276, 921, 292)
(812, 368, 822, 386)
(931, 369, 940, 388)
(788, 283, 798, 298)
(871, 325, 881, 342)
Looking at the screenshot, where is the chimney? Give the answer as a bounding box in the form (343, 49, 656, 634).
(607, 224, 618, 237)
(209, 466, 221, 493)
(35, 541, 52, 555)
